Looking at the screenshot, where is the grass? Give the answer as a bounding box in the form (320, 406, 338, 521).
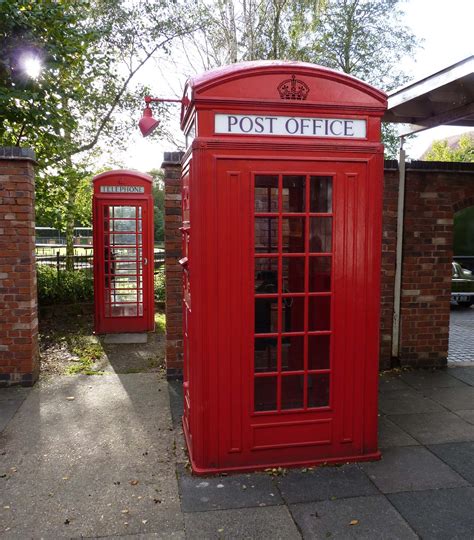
(155, 312, 166, 334)
(65, 335, 105, 376)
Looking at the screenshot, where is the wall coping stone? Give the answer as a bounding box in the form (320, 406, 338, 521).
(0, 146, 37, 163)
(161, 151, 185, 167)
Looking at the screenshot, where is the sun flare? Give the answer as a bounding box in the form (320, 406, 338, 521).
(21, 55, 42, 79)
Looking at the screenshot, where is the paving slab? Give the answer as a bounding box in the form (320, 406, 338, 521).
(361, 446, 468, 493)
(0, 387, 31, 433)
(378, 374, 411, 393)
(423, 386, 474, 411)
(388, 487, 474, 539)
(289, 495, 417, 539)
(400, 369, 466, 390)
(276, 464, 378, 504)
(455, 409, 474, 424)
(448, 366, 474, 386)
(184, 505, 300, 539)
(378, 416, 419, 448)
(177, 465, 282, 512)
(103, 333, 148, 344)
(378, 389, 446, 415)
(0, 374, 184, 539)
(428, 441, 474, 484)
(388, 411, 474, 445)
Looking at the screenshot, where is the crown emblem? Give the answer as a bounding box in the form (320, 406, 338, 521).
(277, 74, 310, 100)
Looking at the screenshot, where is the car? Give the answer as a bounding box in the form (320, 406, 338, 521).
(452, 261, 474, 308)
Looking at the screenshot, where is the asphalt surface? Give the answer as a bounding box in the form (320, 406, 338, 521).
(3, 368, 474, 538)
(449, 305, 474, 364)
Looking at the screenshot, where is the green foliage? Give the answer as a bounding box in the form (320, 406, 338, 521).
(149, 169, 165, 242)
(37, 265, 94, 305)
(454, 206, 474, 256)
(424, 134, 474, 163)
(154, 267, 166, 302)
(64, 334, 104, 375)
(154, 312, 166, 334)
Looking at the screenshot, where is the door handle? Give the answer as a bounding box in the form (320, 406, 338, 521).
(144, 257, 148, 266)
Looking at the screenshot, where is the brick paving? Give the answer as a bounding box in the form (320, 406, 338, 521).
(448, 306, 474, 364)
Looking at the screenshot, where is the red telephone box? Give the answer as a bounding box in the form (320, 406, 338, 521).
(93, 170, 154, 334)
(179, 61, 387, 473)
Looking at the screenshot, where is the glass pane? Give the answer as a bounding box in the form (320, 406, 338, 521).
(111, 304, 138, 317)
(282, 217, 305, 253)
(111, 233, 140, 246)
(310, 218, 332, 253)
(309, 257, 331, 292)
(308, 335, 330, 370)
(255, 217, 278, 253)
(255, 297, 278, 334)
(254, 338, 278, 373)
(111, 219, 137, 232)
(255, 175, 278, 212)
(255, 258, 278, 293)
(282, 257, 305, 293)
(282, 175, 305, 213)
(255, 377, 277, 411)
(282, 336, 304, 371)
(281, 375, 304, 409)
(308, 296, 331, 331)
(282, 296, 304, 333)
(308, 374, 330, 408)
(310, 176, 332, 213)
(112, 206, 136, 219)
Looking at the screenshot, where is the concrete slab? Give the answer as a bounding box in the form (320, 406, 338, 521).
(448, 366, 474, 386)
(361, 446, 468, 494)
(378, 416, 419, 448)
(0, 387, 31, 433)
(378, 374, 411, 393)
(379, 389, 446, 415)
(183, 505, 300, 539)
(388, 411, 474, 445)
(428, 441, 474, 483)
(389, 487, 474, 539)
(0, 374, 184, 538)
(177, 465, 282, 512)
(103, 333, 148, 344)
(400, 369, 466, 390)
(290, 495, 418, 539)
(455, 409, 474, 425)
(424, 386, 474, 411)
(276, 464, 378, 504)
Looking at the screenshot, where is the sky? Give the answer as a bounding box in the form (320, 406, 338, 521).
(118, 0, 474, 172)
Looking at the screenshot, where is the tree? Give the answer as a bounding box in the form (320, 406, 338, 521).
(148, 169, 165, 243)
(0, 0, 195, 266)
(424, 133, 474, 163)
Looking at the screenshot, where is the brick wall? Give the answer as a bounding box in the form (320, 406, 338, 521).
(162, 152, 184, 379)
(0, 147, 39, 386)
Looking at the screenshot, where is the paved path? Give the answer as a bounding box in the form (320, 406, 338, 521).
(3, 368, 474, 538)
(449, 306, 474, 364)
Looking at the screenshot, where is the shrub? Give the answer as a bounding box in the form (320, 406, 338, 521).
(154, 266, 165, 302)
(37, 265, 94, 305)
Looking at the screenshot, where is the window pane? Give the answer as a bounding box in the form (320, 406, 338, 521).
(308, 374, 330, 407)
(310, 217, 332, 253)
(310, 176, 332, 213)
(282, 217, 305, 253)
(308, 296, 331, 331)
(308, 335, 330, 370)
(282, 296, 304, 333)
(255, 377, 277, 411)
(111, 206, 136, 219)
(255, 298, 278, 334)
(282, 335, 304, 371)
(111, 219, 136, 232)
(254, 338, 278, 373)
(309, 256, 331, 292)
(255, 175, 278, 212)
(282, 257, 305, 293)
(255, 258, 278, 293)
(281, 375, 304, 409)
(255, 217, 278, 253)
(282, 175, 305, 213)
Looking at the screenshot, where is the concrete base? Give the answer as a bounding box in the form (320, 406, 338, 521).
(103, 333, 148, 344)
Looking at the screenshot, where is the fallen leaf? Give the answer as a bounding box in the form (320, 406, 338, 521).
(349, 520, 359, 526)
(130, 480, 139, 486)
(3, 506, 10, 509)
(121, 509, 129, 514)
(62, 477, 69, 481)
(218, 528, 224, 533)
(64, 519, 70, 525)
(142, 520, 148, 524)
(66, 397, 75, 401)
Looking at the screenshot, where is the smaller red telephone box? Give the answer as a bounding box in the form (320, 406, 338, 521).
(179, 61, 387, 474)
(93, 170, 154, 334)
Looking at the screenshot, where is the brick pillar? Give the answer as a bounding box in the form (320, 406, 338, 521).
(0, 147, 39, 386)
(162, 151, 184, 379)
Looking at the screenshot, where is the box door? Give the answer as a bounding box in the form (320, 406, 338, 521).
(96, 201, 150, 333)
(216, 158, 380, 468)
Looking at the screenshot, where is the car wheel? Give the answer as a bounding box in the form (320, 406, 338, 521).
(458, 301, 473, 308)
